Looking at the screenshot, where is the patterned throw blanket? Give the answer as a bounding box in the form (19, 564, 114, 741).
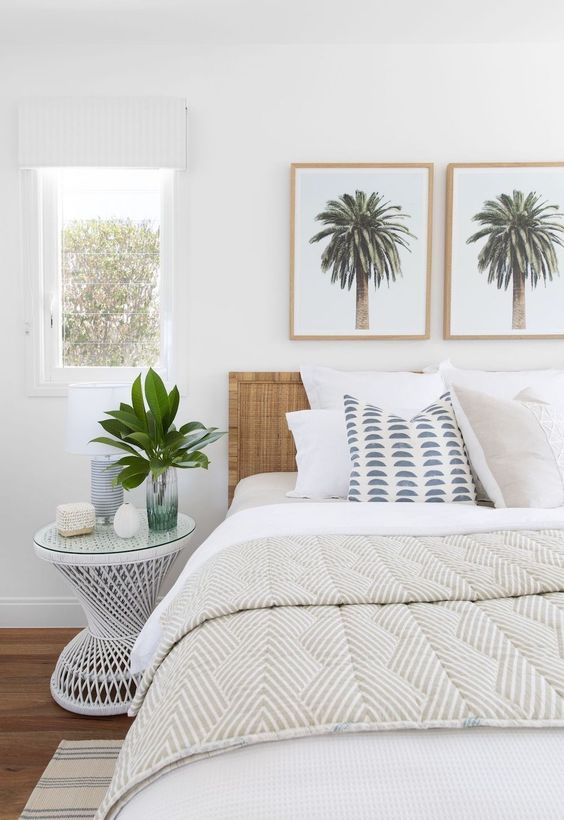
(98, 530, 564, 819)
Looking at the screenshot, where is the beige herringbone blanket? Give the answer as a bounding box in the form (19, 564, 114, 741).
(98, 530, 564, 818)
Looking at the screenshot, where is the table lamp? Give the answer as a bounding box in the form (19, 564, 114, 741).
(66, 383, 132, 524)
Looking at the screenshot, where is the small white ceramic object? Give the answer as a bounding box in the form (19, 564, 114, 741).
(56, 502, 96, 537)
(113, 503, 141, 539)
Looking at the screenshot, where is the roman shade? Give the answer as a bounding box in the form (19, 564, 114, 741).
(18, 97, 187, 169)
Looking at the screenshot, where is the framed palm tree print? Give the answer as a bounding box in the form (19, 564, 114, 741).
(290, 163, 433, 340)
(445, 163, 564, 339)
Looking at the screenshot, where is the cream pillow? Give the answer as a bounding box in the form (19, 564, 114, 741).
(451, 385, 564, 508)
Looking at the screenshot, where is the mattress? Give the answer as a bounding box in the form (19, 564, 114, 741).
(119, 477, 564, 820)
(228, 471, 301, 515)
(227, 471, 346, 515)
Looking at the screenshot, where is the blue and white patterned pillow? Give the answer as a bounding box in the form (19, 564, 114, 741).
(344, 392, 476, 503)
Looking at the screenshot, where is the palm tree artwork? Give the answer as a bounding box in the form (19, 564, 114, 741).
(467, 190, 564, 330)
(309, 190, 415, 330)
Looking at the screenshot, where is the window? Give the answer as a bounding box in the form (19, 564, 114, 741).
(55, 169, 165, 369)
(19, 96, 187, 394)
(23, 167, 177, 392)
(60, 169, 161, 368)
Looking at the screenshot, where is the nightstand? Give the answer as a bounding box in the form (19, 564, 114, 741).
(33, 512, 195, 716)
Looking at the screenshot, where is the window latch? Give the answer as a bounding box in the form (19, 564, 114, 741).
(45, 291, 56, 330)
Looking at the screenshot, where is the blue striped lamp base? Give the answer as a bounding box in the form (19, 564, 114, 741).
(90, 459, 124, 522)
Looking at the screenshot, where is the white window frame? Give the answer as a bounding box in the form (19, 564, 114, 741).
(22, 167, 187, 396)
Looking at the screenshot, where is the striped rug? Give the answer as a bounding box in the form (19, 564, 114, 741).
(20, 740, 122, 820)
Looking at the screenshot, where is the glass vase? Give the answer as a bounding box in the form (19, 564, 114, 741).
(146, 468, 178, 531)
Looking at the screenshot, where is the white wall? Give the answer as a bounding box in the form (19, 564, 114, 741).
(2, 42, 564, 625)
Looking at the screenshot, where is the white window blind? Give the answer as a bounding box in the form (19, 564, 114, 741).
(18, 97, 187, 169)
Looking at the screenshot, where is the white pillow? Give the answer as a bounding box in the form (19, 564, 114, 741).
(286, 410, 350, 499)
(438, 360, 564, 401)
(451, 385, 564, 508)
(301, 365, 444, 417)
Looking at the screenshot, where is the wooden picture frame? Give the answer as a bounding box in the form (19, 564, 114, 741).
(290, 163, 433, 340)
(445, 162, 564, 339)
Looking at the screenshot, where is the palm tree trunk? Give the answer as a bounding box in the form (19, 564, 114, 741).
(512, 270, 526, 330)
(355, 269, 369, 330)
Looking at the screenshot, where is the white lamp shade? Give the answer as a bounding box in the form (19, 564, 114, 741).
(66, 383, 133, 456)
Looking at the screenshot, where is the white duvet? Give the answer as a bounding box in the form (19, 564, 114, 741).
(122, 494, 564, 820)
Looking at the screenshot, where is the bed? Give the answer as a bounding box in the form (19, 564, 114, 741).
(100, 372, 564, 820)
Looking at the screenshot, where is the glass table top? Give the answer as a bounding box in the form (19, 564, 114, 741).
(34, 511, 195, 555)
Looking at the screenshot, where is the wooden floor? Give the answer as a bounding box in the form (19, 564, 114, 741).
(0, 629, 133, 820)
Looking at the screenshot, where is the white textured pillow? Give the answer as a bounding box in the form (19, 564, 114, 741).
(344, 393, 476, 504)
(286, 410, 350, 499)
(301, 365, 444, 417)
(451, 385, 564, 508)
(440, 361, 564, 503)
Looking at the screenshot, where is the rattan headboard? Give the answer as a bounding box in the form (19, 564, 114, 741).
(228, 372, 309, 502)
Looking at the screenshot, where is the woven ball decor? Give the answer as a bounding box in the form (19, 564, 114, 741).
(56, 503, 96, 537)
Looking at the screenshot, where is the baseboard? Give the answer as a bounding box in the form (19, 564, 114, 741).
(0, 597, 87, 627)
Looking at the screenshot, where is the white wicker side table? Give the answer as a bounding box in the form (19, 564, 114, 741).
(33, 512, 195, 717)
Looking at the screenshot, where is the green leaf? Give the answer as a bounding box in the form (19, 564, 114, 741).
(98, 418, 128, 439)
(118, 462, 150, 479)
(168, 386, 180, 427)
(174, 450, 210, 469)
(131, 373, 148, 429)
(89, 436, 139, 456)
(180, 429, 226, 453)
(144, 368, 169, 434)
(114, 461, 150, 488)
(112, 455, 149, 468)
(125, 431, 156, 455)
(149, 461, 170, 479)
(118, 471, 150, 491)
(106, 410, 146, 433)
(178, 421, 205, 436)
(164, 430, 189, 450)
(146, 411, 157, 441)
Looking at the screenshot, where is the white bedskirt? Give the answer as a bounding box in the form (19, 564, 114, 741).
(118, 728, 564, 819)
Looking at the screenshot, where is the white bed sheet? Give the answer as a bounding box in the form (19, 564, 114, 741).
(122, 481, 564, 820)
